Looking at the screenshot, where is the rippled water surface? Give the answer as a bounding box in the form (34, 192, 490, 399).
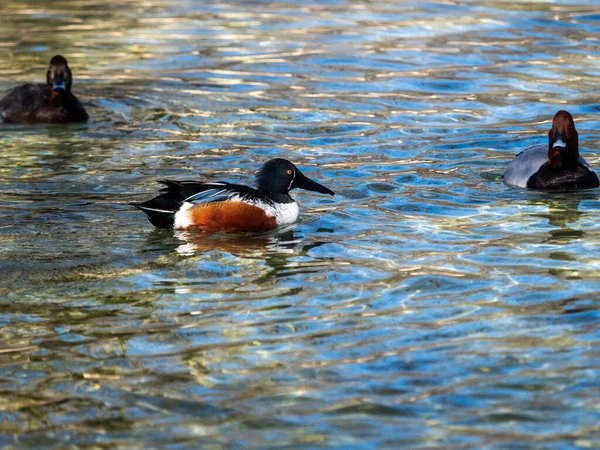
(1, 0, 600, 448)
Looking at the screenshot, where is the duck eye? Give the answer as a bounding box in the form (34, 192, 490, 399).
(287, 169, 293, 175)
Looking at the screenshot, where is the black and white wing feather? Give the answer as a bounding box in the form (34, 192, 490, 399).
(157, 180, 261, 204)
(133, 180, 272, 229)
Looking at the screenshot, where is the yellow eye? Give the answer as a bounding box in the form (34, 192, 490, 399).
(287, 169, 293, 175)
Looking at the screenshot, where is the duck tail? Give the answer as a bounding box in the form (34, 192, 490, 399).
(133, 180, 203, 228)
(133, 180, 188, 228)
(132, 198, 178, 229)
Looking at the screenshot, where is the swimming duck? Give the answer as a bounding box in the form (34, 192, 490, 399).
(0, 55, 88, 123)
(133, 158, 335, 231)
(504, 110, 599, 190)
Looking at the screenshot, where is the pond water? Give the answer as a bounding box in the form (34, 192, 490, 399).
(1, 0, 599, 448)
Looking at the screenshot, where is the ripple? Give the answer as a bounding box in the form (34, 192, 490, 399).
(1, 0, 600, 448)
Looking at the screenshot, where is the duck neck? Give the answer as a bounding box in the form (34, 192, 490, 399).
(260, 189, 294, 204)
(558, 146, 579, 172)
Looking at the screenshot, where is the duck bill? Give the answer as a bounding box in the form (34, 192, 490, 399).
(52, 80, 67, 93)
(52, 72, 67, 93)
(294, 172, 335, 196)
(552, 130, 567, 151)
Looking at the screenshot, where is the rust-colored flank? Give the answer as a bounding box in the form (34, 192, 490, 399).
(183, 201, 277, 232)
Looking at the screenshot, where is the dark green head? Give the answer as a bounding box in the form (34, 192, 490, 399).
(256, 158, 334, 200)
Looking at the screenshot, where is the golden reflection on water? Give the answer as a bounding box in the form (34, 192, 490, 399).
(1, 0, 600, 448)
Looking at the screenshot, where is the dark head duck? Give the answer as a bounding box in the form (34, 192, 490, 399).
(256, 158, 334, 202)
(503, 110, 599, 190)
(133, 158, 335, 231)
(0, 55, 88, 123)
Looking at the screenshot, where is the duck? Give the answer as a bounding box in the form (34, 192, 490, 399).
(133, 158, 335, 231)
(0, 55, 88, 123)
(504, 110, 599, 190)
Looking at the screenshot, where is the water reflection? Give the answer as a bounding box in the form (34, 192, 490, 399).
(173, 227, 332, 282)
(529, 194, 588, 244)
(2, 0, 600, 448)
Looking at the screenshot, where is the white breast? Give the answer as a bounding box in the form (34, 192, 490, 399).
(274, 201, 299, 225)
(245, 199, 299, 225)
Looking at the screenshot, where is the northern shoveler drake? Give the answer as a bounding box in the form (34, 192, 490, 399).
(0, 55, 88, 123)
(133, 158, 335, 231)
(504, 110, 599, 190)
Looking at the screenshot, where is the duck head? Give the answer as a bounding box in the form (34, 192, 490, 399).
(257, 158, 335, 202)
(46, 55, 72, 95)
(548, 110, 579, 171)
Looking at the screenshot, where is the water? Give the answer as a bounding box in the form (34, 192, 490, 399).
(1, 0, 599, 448)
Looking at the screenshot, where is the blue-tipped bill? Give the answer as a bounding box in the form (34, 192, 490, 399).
(52, 80, 67, 93)
(552, 129, 567, 151)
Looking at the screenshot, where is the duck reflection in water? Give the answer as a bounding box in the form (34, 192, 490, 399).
(153, 226, 330, 282)
(173, 227, 301, 256)
(174, 225, 325, 254)
(527, 193, 590, 245)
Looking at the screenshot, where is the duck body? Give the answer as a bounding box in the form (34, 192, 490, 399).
(133, 158, 334, 232)
(0, 83, 88, 123)
(137, 181, 299, 231)
(503, 110, 599, 190)
(0, 55, 88, 124)
(504, 144, 598, 189)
